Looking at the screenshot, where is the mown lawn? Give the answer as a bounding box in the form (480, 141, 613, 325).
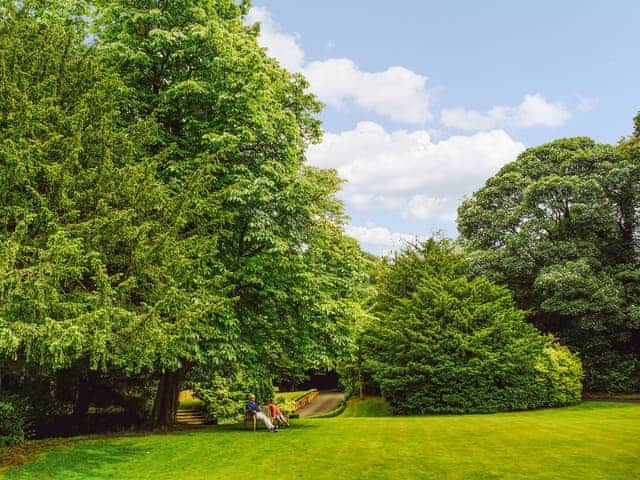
(2, 401, 639, 479)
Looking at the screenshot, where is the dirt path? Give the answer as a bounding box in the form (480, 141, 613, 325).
(296, 391, 344, 417)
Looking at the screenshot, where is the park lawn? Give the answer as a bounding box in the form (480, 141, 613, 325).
(2, 401, 639, 480)
(341, 396, 393, 417)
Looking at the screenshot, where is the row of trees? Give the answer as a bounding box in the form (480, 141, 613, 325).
(0, 0, 367, 434)
(338, 115, 639, 415)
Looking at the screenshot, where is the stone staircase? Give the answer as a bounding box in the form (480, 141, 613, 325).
(175, 407, 207, 426)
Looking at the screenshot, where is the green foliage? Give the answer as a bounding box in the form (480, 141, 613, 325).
(362, 240, 582, 414)
(192, 376, 245, 423)
(458, 128, 640, 392)
(273, 389, 318, 413)
(0, 0, 192, 374)
(92, 0, 367, 398)
(0, 402, 25, 447)
(0, 0, 367, 428)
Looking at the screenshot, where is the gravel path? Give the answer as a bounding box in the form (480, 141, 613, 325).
(296, 391, 344, 417)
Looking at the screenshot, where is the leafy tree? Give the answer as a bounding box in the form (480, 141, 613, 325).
(336, 251, 387, 400)
(361, 240, 582, 414)
(458, 123, 640, 392)
(91, 0, 365, 424)
(0, 0, 222, 428)
(0, 0, 371, 430)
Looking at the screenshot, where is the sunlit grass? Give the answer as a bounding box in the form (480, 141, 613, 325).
(2, 401, 639, 480)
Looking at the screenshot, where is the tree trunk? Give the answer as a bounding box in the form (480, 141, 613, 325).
(358, 369, 364, 400)
(73, 377, 91, 434)
(151, 364, 188, 428)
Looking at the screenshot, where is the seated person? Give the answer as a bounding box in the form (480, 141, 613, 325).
(246, 394, 277, 432)
(267, 399, 289, 427)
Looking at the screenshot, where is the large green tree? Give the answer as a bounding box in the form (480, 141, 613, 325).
(0, 0, 213, 428)
(92, 0, 364, 424)
(361, 240, 582, 414)
(458, 121, 640, 392)
(1, 0, 365, 430)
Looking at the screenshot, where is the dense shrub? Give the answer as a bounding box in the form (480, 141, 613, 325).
(583, 351, 640, 393)
(192, 377, 244, 423)
(0, 401, 25, 447)
(362, 240, 583, 414)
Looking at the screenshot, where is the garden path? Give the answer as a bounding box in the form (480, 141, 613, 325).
(296, 391, 343, 417)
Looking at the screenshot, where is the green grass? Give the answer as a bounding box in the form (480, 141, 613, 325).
(2, 401, 639, 479)
(340, 396, 393, 417)
(178, 398, 204, 409)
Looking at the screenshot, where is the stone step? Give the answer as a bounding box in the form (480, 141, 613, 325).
(175, 408, 206, 425)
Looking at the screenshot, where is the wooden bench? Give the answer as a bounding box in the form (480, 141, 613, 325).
(243, 407, 256, 431)
(243, 405, 290, 431)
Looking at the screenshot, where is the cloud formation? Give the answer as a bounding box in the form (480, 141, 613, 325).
(246, 7, 432, 125)
(245, 6, 305, 72)
(307, 121, 524, 222)
(345, 224, 416, 253)
(405, 195, 451, 221)
(245, 6, 579, 252)
(441, 94, 571, 130)
(305, 59, 431, 124)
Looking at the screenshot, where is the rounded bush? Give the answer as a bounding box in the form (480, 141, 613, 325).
(362, 240, 583, 414)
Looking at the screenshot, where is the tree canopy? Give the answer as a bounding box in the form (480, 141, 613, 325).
(361, 240, 582, 414)
(0, 0, 367, 428)
(458, 121, 640, 392)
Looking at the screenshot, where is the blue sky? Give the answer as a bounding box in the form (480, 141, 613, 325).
(247, 1, 639, 253)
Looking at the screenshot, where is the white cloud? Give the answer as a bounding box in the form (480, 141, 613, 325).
(405, 195, 451, 221)
(307, 122, 525, 222)
(304, 58, 431, 124)
(246, 7, 431, 124)
(245, 6, 305, 72)
(441, 94, 571, 130)
(345, 224, 416, 253)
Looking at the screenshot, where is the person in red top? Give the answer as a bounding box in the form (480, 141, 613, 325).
(266, 399, 290, 427)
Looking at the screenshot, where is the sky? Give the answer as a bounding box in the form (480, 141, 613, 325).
(246, 1, 639, 253)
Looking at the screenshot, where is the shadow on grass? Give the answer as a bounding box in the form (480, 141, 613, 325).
(3, 420, 322, 478)
(179, 421, 321, 434)
(3, 439, 149, 480)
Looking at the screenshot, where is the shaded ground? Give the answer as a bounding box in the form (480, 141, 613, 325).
(295, 391, 344, 417)
(583, 392, 640, 403)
